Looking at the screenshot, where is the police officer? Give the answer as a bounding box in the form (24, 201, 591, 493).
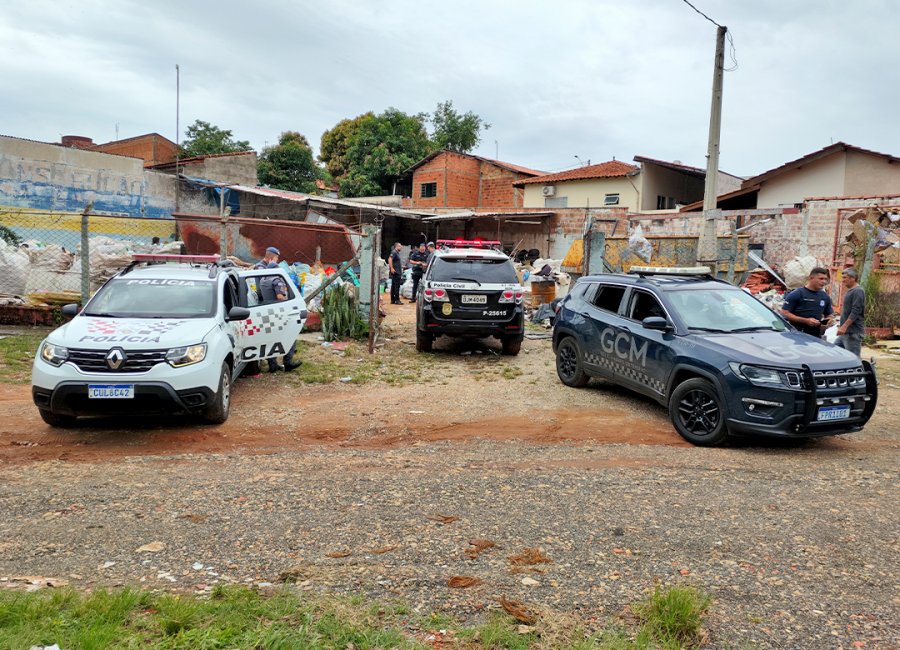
(388, 242, 403, 305)
(258, 262, 301, 372)
(254, 246, 280, 270)
(782, 266, 834, 338)
(408, 242, 428, 302)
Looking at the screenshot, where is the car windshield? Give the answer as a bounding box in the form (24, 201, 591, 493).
(83, 278, 216, 318)
(667, 288, 788, 333)
(429, 257, 518, 284)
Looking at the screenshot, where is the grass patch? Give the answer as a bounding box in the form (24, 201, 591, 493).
(289, 340, 425, 386)
(0, 332, 45, 383)
(0, 584, 716, 649)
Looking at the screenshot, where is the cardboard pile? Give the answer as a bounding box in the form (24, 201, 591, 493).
(846, 205, 900, 254)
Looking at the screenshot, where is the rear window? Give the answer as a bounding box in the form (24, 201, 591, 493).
(428, 257, 518, 284)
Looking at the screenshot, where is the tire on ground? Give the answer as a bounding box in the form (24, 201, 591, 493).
(668, 377, 729, 446)
(555, 336, 588, 387)
(416, 330, 433, 353)
(203, 362, 231, 424)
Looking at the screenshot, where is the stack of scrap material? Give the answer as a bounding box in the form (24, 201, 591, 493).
(742, 268, 786, 295)
(846, 205, 900, 253)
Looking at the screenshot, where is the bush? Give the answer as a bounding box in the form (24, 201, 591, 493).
(320, 285, 369, 341)
(861, 272, 900, 329)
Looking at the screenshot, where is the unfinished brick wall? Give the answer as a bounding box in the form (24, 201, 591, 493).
(94, 135, 177, 167)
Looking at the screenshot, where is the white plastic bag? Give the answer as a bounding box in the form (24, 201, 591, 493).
(824, 324, 838, 344)
(627, 225, 653, 263)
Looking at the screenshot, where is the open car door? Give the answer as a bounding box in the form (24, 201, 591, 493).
(235, 269, 307, 364)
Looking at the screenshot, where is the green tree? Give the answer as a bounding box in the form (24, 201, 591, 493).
(257, 131, 322, 193)
(180, 120, 251, 158)
(320, 109, 433, 197)
(429, 100, 490, 153)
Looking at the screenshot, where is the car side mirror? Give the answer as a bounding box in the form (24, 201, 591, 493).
(61, 303, 80, 317)
(226, 306, 251, 322)
(642, 316, 671, 331)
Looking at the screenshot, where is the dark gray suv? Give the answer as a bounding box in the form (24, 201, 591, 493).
(552, 267, 877, 446)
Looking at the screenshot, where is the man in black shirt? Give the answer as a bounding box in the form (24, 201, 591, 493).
(782, 266, 833, 337)
(387, 242, 403, 305)
(408, 242, 428, 302)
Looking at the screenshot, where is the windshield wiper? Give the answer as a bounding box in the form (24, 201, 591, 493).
(450, 277, 481, 286)
(728, 326, 782, 333)
(687, 326, 730, 333)
(82, 312, 120, 318)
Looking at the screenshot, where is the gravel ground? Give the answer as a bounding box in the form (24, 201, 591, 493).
(0, 310, 898, 649)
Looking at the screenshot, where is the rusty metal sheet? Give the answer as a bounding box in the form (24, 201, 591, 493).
(174, 215, 356, 265)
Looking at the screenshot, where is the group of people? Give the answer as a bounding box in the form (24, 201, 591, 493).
(387, 241, 435, 305)
(781, 266, 866, 356)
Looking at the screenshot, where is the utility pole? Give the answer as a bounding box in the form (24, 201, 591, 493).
(175, 64, 180, 213)
(698, 25, 727, 268)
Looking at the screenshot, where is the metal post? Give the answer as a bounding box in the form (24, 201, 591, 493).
(80, 203, 93, 304)
(698, 25, 727, 265)
(366, 225, 381, 354)
(359, 225, 377, 324)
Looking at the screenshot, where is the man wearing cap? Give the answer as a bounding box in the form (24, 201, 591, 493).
(254, 246, 280, 270)
(408, 242, 428, 302)
(835, 268, 865, 357)
(426, 241, 436, 263)
(258, 262, 301, 372)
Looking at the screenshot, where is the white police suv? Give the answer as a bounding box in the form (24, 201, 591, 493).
(32, 254, 307, 426)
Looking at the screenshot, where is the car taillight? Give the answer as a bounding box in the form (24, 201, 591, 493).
(499, 290, 514, 303)
(426, 288, 448, 302)
(424, 288, 433, 302)
(515, 291, 524, 304)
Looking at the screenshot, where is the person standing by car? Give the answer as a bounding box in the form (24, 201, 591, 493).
(408, 242, 428, 302)
(259, 262, 301, 372)
(254, 246, 280, 270)
(835, 268, 865, 356)
(388, 242, 403, 305)
(782, 266, 833, 337)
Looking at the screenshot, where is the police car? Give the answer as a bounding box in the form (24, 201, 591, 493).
(415, 239, 525, 355)
(32, 254, 307, 426)
(553, 266, 877, 446)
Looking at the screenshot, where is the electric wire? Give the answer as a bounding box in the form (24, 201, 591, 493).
(679, 0, 738, 71)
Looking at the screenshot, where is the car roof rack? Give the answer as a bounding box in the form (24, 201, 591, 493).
(436, 238, 503, 251)
(628, 265, 714, 279)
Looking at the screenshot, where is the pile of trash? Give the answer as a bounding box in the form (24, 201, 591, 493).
(845, 205, 900, 254)
(514, 257, 570, 325)
(0, 235, 182, 307)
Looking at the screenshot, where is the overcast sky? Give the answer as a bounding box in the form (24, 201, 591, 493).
(2, 0, 897, 178)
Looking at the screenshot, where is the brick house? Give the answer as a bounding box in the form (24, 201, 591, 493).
(93, 133, 178, 167)
(399, 150, 544, 209)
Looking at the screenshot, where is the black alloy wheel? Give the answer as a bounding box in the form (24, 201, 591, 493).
(556, 337, 588, 387)
(668, 378, 728, 446)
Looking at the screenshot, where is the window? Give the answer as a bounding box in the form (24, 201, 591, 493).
(604, 193, 620, 206)
(83, 278, 216, 318)
(656, 195, 676, 210)
(629, 290, 666, 322)
(592, 284, 626, 313)
(420, 182, 437, 198)
(245, 275, 294, 307)
(428, 257, 518, 284)
(545, 196, 568, 208)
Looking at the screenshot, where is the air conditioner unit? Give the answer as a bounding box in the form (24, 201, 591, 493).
(542, 185, 556, 197)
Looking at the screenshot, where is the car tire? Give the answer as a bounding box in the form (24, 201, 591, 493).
(668, 378, 729, 446)
(501, 335, 522, 356)
(416, 330, 433, 353)
(38, 409, 76, 428)
(555, 336, 588, 387)
(203, 362, 231, 424)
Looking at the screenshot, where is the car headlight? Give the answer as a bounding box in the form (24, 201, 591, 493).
(166, 343, 207, 367)
(40, 342, 69, 367)
(729, 362, 785, 387)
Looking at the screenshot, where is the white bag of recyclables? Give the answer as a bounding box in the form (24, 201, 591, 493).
(628, 224, 653, 263)
(23, 241, 74, 271)
(0, 240, 31, 295)
(823, 324, 838, 344)
(783, 255, 819, 289)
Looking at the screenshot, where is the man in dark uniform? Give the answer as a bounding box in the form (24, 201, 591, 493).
(254, 246, 280, 270)
(388, 242, 402, 305)
(782, 266, 833, 337)
(258, 262, 300, 372)
(408, 242, 428, 302)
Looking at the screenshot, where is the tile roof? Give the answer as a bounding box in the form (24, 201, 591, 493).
(514, 160, 639, 186)
(743, 142, 900, 188)
(400, 150, 545, 178)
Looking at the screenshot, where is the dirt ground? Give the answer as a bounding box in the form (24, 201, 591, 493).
(1, 303, 899, 648)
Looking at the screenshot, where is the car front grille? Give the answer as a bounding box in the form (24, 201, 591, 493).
(68, 348, 168, 373)
(811, 367, 865, 390)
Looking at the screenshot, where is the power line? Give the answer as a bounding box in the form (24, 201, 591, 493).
(679, 0, 721, 27)
(680, 0, 738, 71)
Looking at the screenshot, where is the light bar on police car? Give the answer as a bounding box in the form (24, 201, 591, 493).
(132, 254, 221, 264)
(436, 239, 501, 249)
